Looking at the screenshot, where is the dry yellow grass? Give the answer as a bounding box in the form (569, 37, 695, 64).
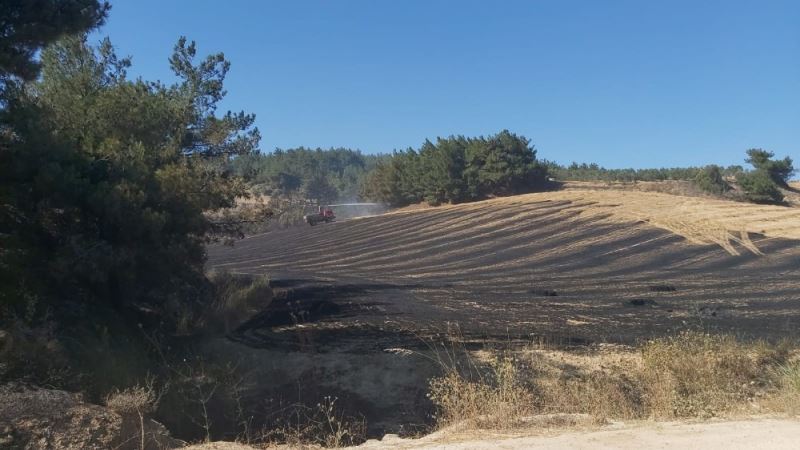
(379, 185, 800, 255)
(428, 332, 800, 432)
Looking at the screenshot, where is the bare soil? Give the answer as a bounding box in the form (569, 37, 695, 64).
(356, 418, 800, 449)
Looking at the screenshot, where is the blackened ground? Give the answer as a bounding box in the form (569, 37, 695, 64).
(210, 197, 800, 347)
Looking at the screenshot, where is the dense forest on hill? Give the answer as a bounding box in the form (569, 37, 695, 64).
(231, 147, 385, 202)
(233, 143, 794, 209)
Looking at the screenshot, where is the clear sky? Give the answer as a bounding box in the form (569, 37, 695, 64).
(91, 0, 799, 168)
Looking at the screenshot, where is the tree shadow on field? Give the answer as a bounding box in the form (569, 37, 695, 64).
(234, 280, 429, 332)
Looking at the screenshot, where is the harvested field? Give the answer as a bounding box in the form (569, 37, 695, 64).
(209, 188, 800, 346)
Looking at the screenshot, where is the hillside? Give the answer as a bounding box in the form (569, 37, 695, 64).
(209, 187, 800, 345)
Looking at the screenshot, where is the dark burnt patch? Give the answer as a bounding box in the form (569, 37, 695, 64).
(649, 284, 677, 292)
(529, 289, 558, 296)
(269, 278, 323, 289)
(627, 298, 657, 307)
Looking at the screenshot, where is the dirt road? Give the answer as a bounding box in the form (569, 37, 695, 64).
(187, 419, 800, 449)
(358, 419, 800, 449)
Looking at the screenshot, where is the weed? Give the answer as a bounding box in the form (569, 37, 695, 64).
(206, 271, 272, 333)
(106, 376, 167, 450)
(263, 396, 366, 448)
(429, 355, 534, 429)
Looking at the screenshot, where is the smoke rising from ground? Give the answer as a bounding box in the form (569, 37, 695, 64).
(328, 202, 389, 219)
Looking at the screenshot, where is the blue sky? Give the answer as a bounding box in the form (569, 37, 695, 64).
(92, 1, 798, 168)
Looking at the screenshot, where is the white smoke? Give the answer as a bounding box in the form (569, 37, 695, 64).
(326, 202, 388, 219)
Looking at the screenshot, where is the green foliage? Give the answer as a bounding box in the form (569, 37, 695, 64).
(0, 36, 260, 329)
(745, 148, 795, 187)
(465, 131, 547, 198)
(362, 130, 548, 206)
(694, 165, 730, 195)
(303, 174, 339, 205)
(207, 271, 272, 334)
(732, 148, 794, 204)
(547, 162, 744, 183)
(0, 0, 109, 85)
(231, 147, 382, 202)
(736, 170, 784, 204)
(360, 149, 422, 206)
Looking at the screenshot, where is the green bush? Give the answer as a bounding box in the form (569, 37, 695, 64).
(736, 170, 785, 204)
(694, 165, 730, 195)
(746, 149, 795, 187)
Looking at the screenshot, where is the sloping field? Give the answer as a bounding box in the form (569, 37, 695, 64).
(208, 188, 800, 345)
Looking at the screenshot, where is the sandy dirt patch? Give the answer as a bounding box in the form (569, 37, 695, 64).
(356, 418, 800, 449)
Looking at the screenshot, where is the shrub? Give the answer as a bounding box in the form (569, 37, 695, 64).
(264, 396, 367, 448)
(106, 377, 166, 450)
(694, 165, 730, 195)
(428, 356, 534, 429)
(746, 149, 795, 187)
(106, 380, 160, 415)
(205, 271, 272, 333)
(535, 370, 645, 422)
(640, 332, 764, 418)
(427, 331, 797, 430)
(737, 170, 785, 204)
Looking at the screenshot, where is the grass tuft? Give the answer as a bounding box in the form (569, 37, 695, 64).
(205, 271, 272, 333)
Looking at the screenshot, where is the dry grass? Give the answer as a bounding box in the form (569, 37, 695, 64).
(259, 397, 366, 448)
(106, 380, 160, 415)
(206, 271, 273, 333)
(427, 332, 800, 431)
(535, 188, 800, 254)
(428, 356, 534, 429)
(769, 360, 800, 415)
(380, 184, 800, 255)
(106, 377, 167, 450)
(638, 332, 787, 418)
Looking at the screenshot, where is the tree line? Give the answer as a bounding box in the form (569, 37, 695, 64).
(545, 150, 794, 204)
(545, 162, 742, 183)
(231, 147, 384, 203)
(360, 130, 550, 206)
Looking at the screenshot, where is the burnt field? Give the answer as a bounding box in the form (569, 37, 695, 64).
(208, 190, 800, 348)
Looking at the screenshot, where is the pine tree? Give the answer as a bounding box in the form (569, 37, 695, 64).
(0, 1, 109, 86)
(1, 36, 262, 327)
